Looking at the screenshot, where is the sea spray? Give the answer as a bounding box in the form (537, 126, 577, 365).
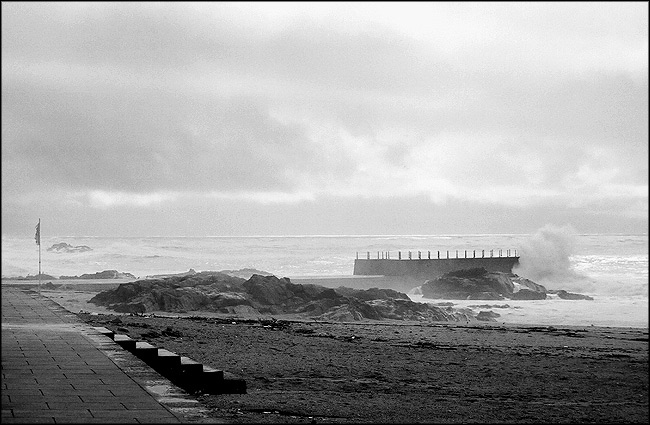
(513, 224, 598, 292)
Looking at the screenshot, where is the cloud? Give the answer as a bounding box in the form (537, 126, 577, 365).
(1, 2, 647, 235)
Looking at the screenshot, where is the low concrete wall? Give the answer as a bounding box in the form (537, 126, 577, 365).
(353, 257, 519, 279)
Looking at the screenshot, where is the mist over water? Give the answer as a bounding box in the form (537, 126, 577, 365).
(513, 224, 596, 293)
(2, 229, 647, 328)
(514, 224, 583, 282)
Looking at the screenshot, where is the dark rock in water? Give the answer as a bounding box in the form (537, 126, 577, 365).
(476, 311, 501, 321)
(421, 268, 547, 301)
(420, 268, 595, 303)
(47, 242, 92, 253)
(88, 272, 473, 323)
(513, 276, 546, 293)
(420, 268, 515, 300)
(60, 270, 136, 280)
(511, 289, 547, 300)
(551, 290, 594, 300)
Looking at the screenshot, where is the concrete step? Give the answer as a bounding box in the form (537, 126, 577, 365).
(102, 330, 246, 394)
(153, 348, 181, 372)
(170, 357, 205, 390)
(134, 341, 158, 361)
(113, 334, 136, 352)
(92, 326, 115, 339)
(180, 356, 203, 374)
(201, 365, 224, 381)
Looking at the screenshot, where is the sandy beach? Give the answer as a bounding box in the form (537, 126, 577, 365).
(4, 279, 648, 423)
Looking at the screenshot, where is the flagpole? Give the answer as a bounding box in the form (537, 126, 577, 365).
(38, 218, 41, 295)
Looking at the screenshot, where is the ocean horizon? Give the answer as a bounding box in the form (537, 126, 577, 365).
(3, 232, 647, 329)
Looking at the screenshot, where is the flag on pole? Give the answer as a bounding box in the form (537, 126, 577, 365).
(35, 221, 40, 245)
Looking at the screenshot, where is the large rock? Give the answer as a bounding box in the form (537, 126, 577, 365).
(420, 268, 596, 302)
(420, 268, 518, 300)
(89, 272, 475, 323)
(476, 310, 501, 321)
(335, 287, 410, 301)
(551, 290, 594, 300)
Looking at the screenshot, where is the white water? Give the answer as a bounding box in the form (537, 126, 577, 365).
(2, 229, 647, 328)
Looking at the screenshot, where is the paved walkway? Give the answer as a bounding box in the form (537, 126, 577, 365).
(1, 287, 219, 423)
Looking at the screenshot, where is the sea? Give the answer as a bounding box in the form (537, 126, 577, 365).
(2, 229, 648, 329)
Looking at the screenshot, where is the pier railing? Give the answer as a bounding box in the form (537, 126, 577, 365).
(355, 249, 518, 260)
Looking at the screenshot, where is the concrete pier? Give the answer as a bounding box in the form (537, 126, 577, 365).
(353, 255, 519, 279)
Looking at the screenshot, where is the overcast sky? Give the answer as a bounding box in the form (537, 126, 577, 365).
(2, 2, 648, 237)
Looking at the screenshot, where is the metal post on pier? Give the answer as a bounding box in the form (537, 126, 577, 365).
(456, 250, 458, 258)
(418, 251, 421, 259)
(464, 250, 467, 258)
(367, 251, 370, 260)
(428, 251, 431, 259)
(482, 250, 484, 258)
(398, 251, 401, 260)
(446, 250, 449, 259)
(437, 251, 440, 259)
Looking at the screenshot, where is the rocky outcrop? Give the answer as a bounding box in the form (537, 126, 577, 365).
(47, 242, 92, 253)
(335, 287, 410, 301)
(6, 273, 58, 280)
(420, 268, 522, 300)
(421, 268, 594, 302)
(60, 270, 136, 280)
(550, 290, 594, 300)
(476, 310, 501, 321)
(89, 273, 472, 322)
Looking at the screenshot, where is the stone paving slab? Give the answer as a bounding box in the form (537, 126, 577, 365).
(2, 287, 222, 423)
